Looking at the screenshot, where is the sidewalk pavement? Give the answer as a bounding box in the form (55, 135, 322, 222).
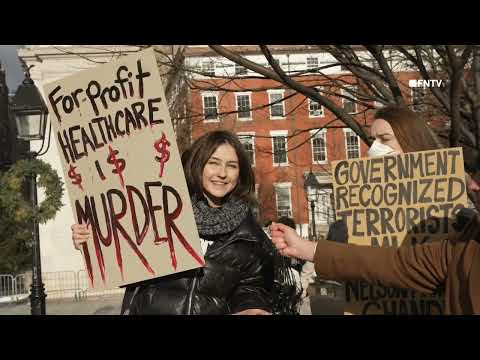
(0, 293, 337, 315)
(0, 295, 123, 315)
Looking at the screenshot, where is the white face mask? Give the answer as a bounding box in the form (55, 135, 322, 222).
(368, 140, 398, 158)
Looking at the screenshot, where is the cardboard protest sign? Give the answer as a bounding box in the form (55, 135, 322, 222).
(44, 48, 205, 289)
(331, 148, 468, 314)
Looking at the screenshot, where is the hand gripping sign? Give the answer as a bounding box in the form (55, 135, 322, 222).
(44, 49, 204, 289)
(331, 148, 468, 315)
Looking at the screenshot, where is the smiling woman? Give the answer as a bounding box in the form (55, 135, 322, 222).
(201, 144, 240, 207)
(71, 130, 277, 315)
(182, 130, 255, 208)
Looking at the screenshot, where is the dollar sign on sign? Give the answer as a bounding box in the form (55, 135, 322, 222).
(68, 164, 83, 191)
(154, 132, 171, 178)
(107, 145, 126, 188)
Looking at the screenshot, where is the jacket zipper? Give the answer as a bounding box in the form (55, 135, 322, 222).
(187, 269, 200, 314)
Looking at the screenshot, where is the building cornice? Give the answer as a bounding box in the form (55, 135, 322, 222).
(18, 45, 143, 62)
(184, 45, 369, 57)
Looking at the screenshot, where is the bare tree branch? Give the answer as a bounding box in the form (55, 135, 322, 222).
(209, 45, 371, 144)
(364, 45, 406, 106)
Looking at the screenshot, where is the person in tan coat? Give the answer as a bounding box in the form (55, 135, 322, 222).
(270, 209, 480, 314)
(270, 106, 480, 314)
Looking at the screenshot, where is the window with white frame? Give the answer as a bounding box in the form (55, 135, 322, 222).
(344, 129, 360, 159)
(202, 93, 218, 121)
(269, 91, 285, 118)
(202, 60, 215, 76)
(306, 57, 319, 72)
(318, 188, 335, 225)
(309, 87, 324, 117)
(342, 86, 357, 114)
(308, 187, 334, 225)
(236, 93, 251, 120)
(275, 184, 292, 218)
(237, 133, 255, 166)
(412, 87, 426, 112)
(235, 63, 248, 75)
(311, 129, 327, 163)
(271, 131, 288, 166)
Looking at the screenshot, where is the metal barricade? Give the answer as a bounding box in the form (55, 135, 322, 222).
(14, 274, 29, 296)
(0, 274, 15, 297)
(42, 271, 78, 300)
(1, 271, 125, 302)
(76, 270, 124, 300)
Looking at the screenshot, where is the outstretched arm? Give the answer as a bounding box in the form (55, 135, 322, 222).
(270, 222, 449, 294)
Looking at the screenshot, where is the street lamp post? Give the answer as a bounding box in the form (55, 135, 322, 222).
(11, 66, 50, 315)
(310, 199, 316, 240)
(27, 155, 46, 315)
(304, 170, 321, 241)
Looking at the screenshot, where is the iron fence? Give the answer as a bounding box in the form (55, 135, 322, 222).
(0, 271, 124, 302)
(0, 275, 15, 297)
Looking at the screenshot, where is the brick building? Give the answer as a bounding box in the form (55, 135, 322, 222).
(185, 46, 425, 238)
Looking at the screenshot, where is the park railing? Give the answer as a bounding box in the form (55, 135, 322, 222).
(0, 274, 16, 297)
(0, 271, 124, 302)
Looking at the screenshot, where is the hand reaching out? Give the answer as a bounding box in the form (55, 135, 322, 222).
(269, 222, 317, 262)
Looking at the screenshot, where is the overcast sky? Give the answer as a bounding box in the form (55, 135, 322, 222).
(0, 45, 25, 94)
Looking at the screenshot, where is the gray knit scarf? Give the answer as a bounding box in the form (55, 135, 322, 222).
(192, 195, 249, 237)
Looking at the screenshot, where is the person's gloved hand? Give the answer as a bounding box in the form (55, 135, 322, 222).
(326, 219, 349, 243)
(452, 207, 477, 232)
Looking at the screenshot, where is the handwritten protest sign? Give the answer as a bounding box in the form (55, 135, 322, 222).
(331, 148, 468, 314)
(44, 49, 204, 289)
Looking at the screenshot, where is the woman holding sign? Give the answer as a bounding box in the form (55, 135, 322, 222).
(367, 106, 439, 156)
(269, 106, 480, 314)
(72, 130, 279, 315)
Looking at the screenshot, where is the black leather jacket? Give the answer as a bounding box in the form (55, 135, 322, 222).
(121, 212, 274, 315)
